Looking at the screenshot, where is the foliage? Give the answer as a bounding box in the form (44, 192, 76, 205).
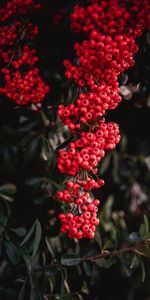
(0, 1, 150, 300)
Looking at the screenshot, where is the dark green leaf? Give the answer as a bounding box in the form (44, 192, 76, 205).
(45, 266, 58, 277)
(45, 237, 54, 258)
(95, 257, 116, 269)
(25, 136, 41, 161)
(56, 136, 73, 151)
(20, 220, 37, 247)
(103, 240, 114, 250)
(32, 220, 42, 257)
(80, 123, 91, 132)
(112, 229, 120, 249)
(95, 258, 106, 268)
(95, 232, 103, 250)
(0, 184, 17, 201)
(4, 240, 20, 265)
(59, 269, 64, 300)
(140, 259, 146, 282)
(30, 286, 40, 300)
(10, 228, 27, 237)
(18, 120, 38, 133)
(139, 224, 145, 238)
(0, 183, 17, 194)
(144, 215, 149, 234)
(0, 260, 10, 280)
(100, 154, 111, 174)
(83, 261, 93, 277)
(130, 254, 139, 269)
(139, 215, 149, 238)
(18, 277, 28, 300)
(25, 177, 43, 186)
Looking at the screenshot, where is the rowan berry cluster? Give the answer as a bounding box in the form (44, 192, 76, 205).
(56, 0, 149, 239)
(0, 0, 49, 105)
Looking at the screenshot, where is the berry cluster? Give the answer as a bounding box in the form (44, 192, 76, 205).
(58, 83, 121, 131)
(58, 120, 120, 176)
(63, 33, 138, 88)
(56, 0, 149, 239)
(0, 0, 41, 22)
(71, 1, 149, 36)
(0, 68, 49, 105)
(59, 197, 100, 239)
(0, 0, 49, 105)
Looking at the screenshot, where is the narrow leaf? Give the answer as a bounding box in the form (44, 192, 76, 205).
(20, 220, 37, 247)
(141, 260, 146, 282)
(144, 215, 149, 235)
(45, 237, 54, 258)
(32, 220, 42, 257)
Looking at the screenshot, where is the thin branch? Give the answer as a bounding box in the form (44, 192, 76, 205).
(34, 243, 150, 273)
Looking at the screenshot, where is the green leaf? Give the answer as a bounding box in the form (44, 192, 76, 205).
(20, 220, 37, 247)
(0, 184, 17, 202)
(139, 224, 145, 238)
(95, 256, 116, 269)
(4, 240, 20, 265)
(25, 177, 43, 186)
(144, 215, 149, 234)
(30, 286, 40, 300)
(130, 254, 139, 270)
(0, 183, 17, 194)
(95, 258, 106, 268)
(140, 259, 146, 282)
(61, 254, 81, 266)
(10, 228, 27, 237)
(18, 120, 38, 132)
(18, 276, 28, 300)
(0, 194, 14, 202)
(100, 154, 111, 174)
(103, 240, 114, 250)
(59, 269, 65, 300)
(83, 261, 93, 277)
(32, 220, 42, 257)
(0, 260, 10, 280)
(80, 123, 91, 132)
(25, 136, 41, 162)
(56, 136, 73, 151)
(139, 215, 149, 238)
(45, 265, 58, 277)
(112, 229, 120, 249)
(95, 232, 103, 250)
(45, 236, 54, 258)
(104, 256, 116, 268)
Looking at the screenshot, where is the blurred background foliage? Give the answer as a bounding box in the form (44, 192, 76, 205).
(0, 0, 150, 299)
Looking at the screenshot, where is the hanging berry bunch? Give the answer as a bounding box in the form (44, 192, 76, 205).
(0, 0, 50, 105)
(56, 0, 149, 239)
